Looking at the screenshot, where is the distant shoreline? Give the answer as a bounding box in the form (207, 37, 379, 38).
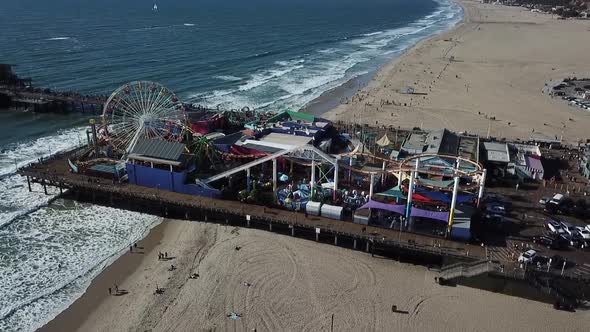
(320, 0, 590, 142)
(302, 0, 465, 117)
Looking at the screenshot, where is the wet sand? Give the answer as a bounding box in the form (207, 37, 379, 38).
(323, 0, 590, 143)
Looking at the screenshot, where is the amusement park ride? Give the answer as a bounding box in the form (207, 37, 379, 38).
(75, 81, 488, 239)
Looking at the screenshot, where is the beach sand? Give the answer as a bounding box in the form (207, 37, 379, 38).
(40, 220, 590, 332)
(323, 0, 590, 143)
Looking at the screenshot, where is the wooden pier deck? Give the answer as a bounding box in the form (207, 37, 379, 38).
(19, 152, 488, 263)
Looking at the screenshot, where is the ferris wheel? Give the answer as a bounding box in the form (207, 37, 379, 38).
(101, 81, 187, 153)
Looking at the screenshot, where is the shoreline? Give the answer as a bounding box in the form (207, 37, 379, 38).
(303, 0, 464, 117)
(37, 220, 165, 332)
(321, 0, 590, 142)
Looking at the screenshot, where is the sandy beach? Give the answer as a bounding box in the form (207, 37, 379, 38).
(39, 219, 590, 332)
(324, 0, 590, 143)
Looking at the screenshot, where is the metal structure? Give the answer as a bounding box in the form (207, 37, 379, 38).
(101, 81, 186, 153)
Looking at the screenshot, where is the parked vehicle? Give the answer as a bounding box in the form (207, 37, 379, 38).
(539, 197, 550, 205)
(549, 194, 565, 205)
(533, 236, 555, 248)
(486, 204, 506, 215)
(575, 227, 590, 240)
(518, 250, 537, 263)
(559, 221, 576, 236)
(546, 221, 565, 235)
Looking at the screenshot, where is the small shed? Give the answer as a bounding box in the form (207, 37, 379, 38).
(306, 201, 321, 216)
(321, 204, 343, 220)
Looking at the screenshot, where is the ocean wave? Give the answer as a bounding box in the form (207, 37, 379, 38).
(46, 37, 71, 41)
(190, 0, 462, 114)
(238, 65, 305, 92)
(0, 175, 60, 229)
(214, 75, 242, 82)
(361, 31, 384, 37)
(0, 202, 161, 332)
(183, 23, 195, 27)
(0, 127, 85, 178)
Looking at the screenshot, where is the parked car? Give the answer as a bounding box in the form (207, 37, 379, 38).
(575, 227, 590, 240)
(539, 197, 550, 205)
(518, 250, 538, 263)
(547, 221, 565, 235)
(560, 221, 576, 236)
(486, 204, 506, 215)
(585, 224, 590, 232)
(533, 235, 555, 247)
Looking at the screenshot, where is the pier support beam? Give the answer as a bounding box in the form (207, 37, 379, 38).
(381, 161, 386, 185)
(365, 241, 370, 253)
(26, 176, 31, 192)
(269, 221, 272, 231)
(315, 232, 319, 242)
(369, 173, 375, 198)
(310, 159, 316, 198)
(477, 169, 487, 207)
(246, 168, 252, 192)
(405, 159, 419, 227)
(291, 226, 295, 236)
(333, 158, 339, 201)
(42, 179, 48, 195)
(353, 239, 357, 250)
(348, 157, 353, 183)
(272, 158, 277, 192)
(334, 235, 338, 246)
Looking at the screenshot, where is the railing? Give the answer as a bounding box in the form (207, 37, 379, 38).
(440, 260, 495, 279)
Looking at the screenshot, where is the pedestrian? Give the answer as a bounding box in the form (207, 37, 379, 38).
(108, 287, 112, 295)
(134, 243, 137, 248)
(115, 284, 119, 293)
(165, 252, 168, 258)
(130, 245, 133, 253)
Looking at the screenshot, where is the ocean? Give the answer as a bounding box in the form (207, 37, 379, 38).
(0, 0, 462, 330)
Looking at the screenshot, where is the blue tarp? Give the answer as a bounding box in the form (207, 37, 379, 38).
(415, 187, 474, 204)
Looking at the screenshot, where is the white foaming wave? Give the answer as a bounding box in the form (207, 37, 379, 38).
(361, 31, 384, 37)
(318, 48, 338, 54)
(238, 65, 305, 92)
(46, 37, 71, 41)
(214, 75, 242, 82)
(191, 0, 462, 112)
(0, 175, 59, 229)
(0, 201, 161, 332)
(183, 23, 195, 26)
(0, 127, 85, 178)
(275, 58, 305, 67)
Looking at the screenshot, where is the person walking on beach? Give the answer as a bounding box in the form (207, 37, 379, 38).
(130, 245, 133, 253)
(165, 252, 168, 259)
(108, 287, 112, 295)
(115, 284, 119, 293)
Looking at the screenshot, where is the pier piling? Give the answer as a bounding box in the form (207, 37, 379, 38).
(290, 225, 295, 236)
(26, 176, 31, 192)
(334, 235, 338, 246)
(353, 239, 357, 250)
(269, 221, 272, 231)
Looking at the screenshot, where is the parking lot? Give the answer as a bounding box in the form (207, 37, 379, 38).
(476, 147, 590, 280)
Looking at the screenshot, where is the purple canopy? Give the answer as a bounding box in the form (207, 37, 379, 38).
(358, 200, 406, 215)
(410, 207, 449, 222)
